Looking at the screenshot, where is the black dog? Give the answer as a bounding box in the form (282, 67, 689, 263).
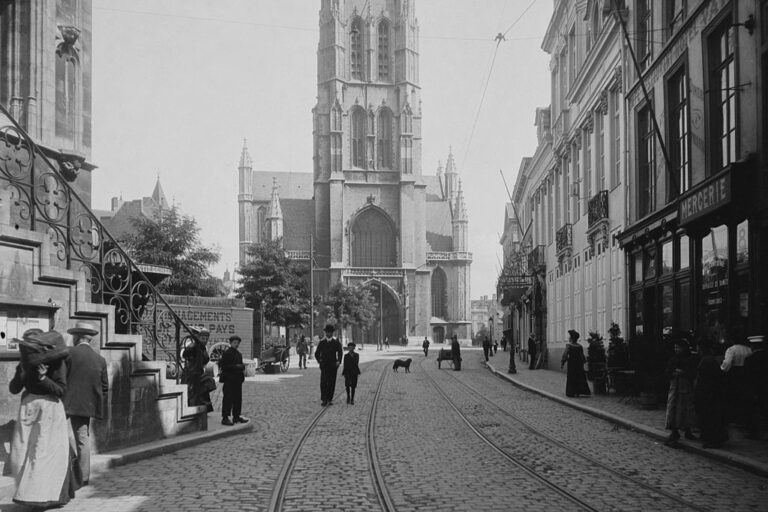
(393, 358, 412, 373)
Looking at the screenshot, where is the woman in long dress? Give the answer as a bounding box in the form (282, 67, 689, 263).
(561, 330, 591, 397)
(8, 329, 80, 508)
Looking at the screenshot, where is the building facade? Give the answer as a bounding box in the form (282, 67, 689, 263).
(238, 0, 472, 344)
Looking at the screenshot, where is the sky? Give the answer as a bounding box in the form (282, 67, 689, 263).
(91, 0, 553, 299)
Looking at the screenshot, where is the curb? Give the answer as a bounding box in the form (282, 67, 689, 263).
(486, 362, 768, 478)
(91, 421, 254, 474)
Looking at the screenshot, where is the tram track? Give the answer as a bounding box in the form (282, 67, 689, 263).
(269, 362, 394, 512)
(425, 359, 713, 512)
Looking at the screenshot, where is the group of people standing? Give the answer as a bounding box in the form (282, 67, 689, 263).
(6, 321, 108, 508)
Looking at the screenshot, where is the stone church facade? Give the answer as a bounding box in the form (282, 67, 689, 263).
(238, 0, 471, 344)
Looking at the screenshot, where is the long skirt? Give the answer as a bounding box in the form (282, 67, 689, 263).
(665, 376, 697, 430)
(9, 392, 79, 507)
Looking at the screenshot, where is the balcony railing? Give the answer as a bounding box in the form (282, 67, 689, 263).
(426, 251, 473, 262)
(556, 223, 573, 254)
(588, 190, 609, 228)
(527, 245, 546, 271)
(0, 105, 200, 374)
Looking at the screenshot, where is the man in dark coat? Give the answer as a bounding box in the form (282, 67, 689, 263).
(482, 336, 491, 362)
(451, 335, 462, 371)
(528, 333, 538, 370)
(315, 324, 343, 405)
(422, 337, 430, 357)
(182, 326, 212, 411)
(219, 335, 248, 426)
(64, 321, 108, 486)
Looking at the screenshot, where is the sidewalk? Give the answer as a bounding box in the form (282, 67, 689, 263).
(486, 354, 768, 477)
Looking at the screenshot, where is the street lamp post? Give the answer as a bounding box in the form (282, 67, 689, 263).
(260, 299, 266, 353)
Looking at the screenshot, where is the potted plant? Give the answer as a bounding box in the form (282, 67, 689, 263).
(587, 330, 607, 394)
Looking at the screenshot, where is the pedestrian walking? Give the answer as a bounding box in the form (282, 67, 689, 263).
(482, 336, 491, 362)
(745, 336, 768, 439)
(342, 342, 361, 404)
(9, 329, 80, 507)
(720, 336, 752, 423)
(695, 340, 728, 448)
(528, 333, 538, 370)
(561, 330, 590, 397)
(663, 337, 698, 447)
(451, 335, 462, 371)
(493, 339, 498, 354)
(219, 335, 248, 426)
(182, 326, 214, 412)
(296, 336, 309, 369)
(64, 321, 108, 486)
(315, 324, 343, 406)
(422, 337, 430, 357)
(384, 337, 390, 350)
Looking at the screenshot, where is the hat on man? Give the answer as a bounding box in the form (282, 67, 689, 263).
(347, 342, 356, 349)
(229, 335, 242, 343)
(189, 325, 210, 337)
(324, 324, 336, 334)
(21, 330, 70, 366)
(568, 329, 580, 341)
(67, 321, 99, 336)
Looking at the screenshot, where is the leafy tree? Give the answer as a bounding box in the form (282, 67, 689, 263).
(236, 240, 310, 334)
(318, 282, 377, 342)
(122, 206, 221, 296)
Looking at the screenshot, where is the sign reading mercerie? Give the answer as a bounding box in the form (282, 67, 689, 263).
(679, 174, 730, 226)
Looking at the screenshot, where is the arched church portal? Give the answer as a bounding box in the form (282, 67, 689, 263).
(353, 280, 401, 347)
(351, 207, 396, 267)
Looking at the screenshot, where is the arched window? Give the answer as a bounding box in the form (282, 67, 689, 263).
(431, 267, 448, 319)
(377, 108, 393, 168)
(401, 106, 413, 134)
(351, 208, 396, 267)
(378, 19, 390, 81)
(351, 107, 366, 168)
(331, 101, 342, 131)
(350, 17, 363, 80)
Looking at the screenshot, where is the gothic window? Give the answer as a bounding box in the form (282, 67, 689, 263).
(377, 108, 393, 168)
(401, 107, 413, 134)
(351, 107, 366, 168)
(350, 17, 363, 80)
(367, 111, 376, 169)
(331, 102, 343, 131)
(351, 208, 396, 267)
(431, 267, 448, 320)
(378, 19, 390, 81)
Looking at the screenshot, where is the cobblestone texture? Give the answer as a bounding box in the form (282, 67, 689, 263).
(2, 346, 767, 511)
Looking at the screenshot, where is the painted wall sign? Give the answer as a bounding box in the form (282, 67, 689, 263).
(679, 174, 730, 226)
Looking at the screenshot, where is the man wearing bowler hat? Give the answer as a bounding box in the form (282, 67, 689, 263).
(315, 324, 343, 406)
(219, 335, 248, 426)
(64, 321, 108, 486)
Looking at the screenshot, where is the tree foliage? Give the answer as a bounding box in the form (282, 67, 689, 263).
(318, 282, 377, 342)
(236, 240, 310, 330)
(122, 206, 221, 296)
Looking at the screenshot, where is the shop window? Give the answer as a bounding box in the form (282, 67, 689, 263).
(662, 284, 674, 334)
(633, 290, 644, 335)
(644, 248, 657, 280)
(679, 234, 690, 270)
(676, 280, 692, 332)
(701, 224, 729, 328)
(633, 252, 643, 284)
(736, 219, 749, 265)
(661, 240, 673, 275)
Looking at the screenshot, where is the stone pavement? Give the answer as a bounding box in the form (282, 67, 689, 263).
(486, 350, 768, 477)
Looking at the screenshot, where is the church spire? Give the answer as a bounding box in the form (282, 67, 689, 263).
(267, 177, 284, 243)
(452, 179, 469, 252)
(444, 147, 459, 206)
(151, 177, 169, 210)
(454, 179, 467, 221)
(239, 138, 252, 169)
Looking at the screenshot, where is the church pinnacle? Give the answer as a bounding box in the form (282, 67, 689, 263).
(239, 138, 252, 169)
(454, 179, 467, 222)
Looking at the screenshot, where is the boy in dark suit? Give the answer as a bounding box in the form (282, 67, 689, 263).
(64, 321, 108, 486)
(342, 342, 361, 404)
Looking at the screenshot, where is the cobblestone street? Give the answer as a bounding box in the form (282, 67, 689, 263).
(3, 347, 768, 511)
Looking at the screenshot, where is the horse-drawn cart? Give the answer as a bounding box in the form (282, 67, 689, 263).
(259, 344, 290, 373)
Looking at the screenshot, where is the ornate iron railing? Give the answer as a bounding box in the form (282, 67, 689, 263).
(588, 190, 609, 228)
(527, 245, 546, 271)
(0, 106, 198, 375)
(556, 223, 573, 254)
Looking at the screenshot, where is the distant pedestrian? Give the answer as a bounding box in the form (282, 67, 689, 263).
(342, 342, 361, 404)
(482, 336, 491, 362)
(384, 337, 390, 350)
(219, 335, 248, 426)
(451, 335, 462, 371)
(182, 326, 213, 412)
(493, 339, 498, 354)
(720, 336, 752, 423)
(315, 324, 343, 406)
(296, 336, 309, 369)
(64, 321, 109, 486)
(663, 337, 698, 447)
(9, 329, 80, 507)
(696, 340, 728, 449)
(561, 330, 590, 397)
(501, 337, 507, 352)
(528, 333, 538, 370)
(422, 337, 430, 357)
